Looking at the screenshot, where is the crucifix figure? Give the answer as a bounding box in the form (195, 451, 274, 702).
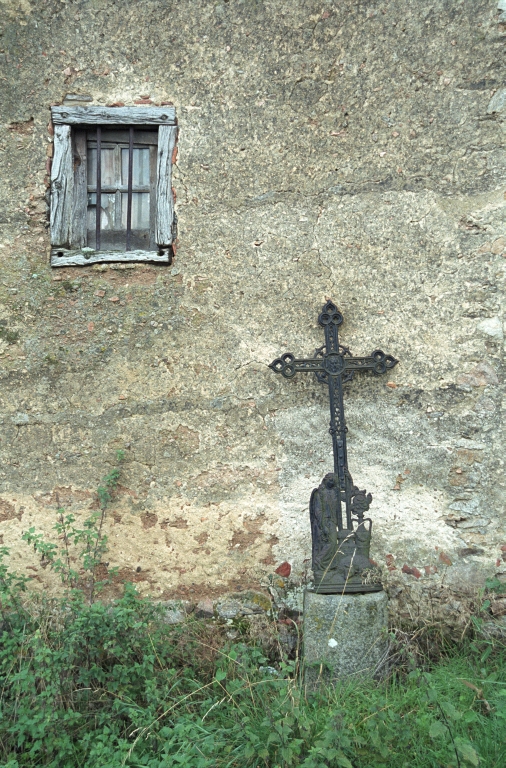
(269, 301, 398, 593)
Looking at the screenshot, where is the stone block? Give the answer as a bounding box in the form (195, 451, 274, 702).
(160, 600, 194, 625)
(216, 599, 243, 620)
(195, 598, 215, 619)
(303, 590, 389, 688)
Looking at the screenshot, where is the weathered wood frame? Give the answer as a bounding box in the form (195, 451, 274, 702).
(50, 107, 177, 267)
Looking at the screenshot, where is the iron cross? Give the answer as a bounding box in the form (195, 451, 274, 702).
(269, 301, 398, 530)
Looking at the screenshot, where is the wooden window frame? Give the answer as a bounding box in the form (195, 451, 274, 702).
(50, 106, 177, 267)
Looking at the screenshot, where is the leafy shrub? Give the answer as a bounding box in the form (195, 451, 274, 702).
(1, 566, 506, 768)
(1, 452, 505, 767)
(22, 451, 125, 603)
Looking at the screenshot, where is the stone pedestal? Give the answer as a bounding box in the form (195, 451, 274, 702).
(303, 589, 389, 688)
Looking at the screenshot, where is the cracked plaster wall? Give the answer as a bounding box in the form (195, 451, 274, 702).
(0, 0, 504, 616)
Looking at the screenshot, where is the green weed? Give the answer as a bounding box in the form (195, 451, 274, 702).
(0, 565, 505, 768)
(1, 449, 505, 767)
(22, 450, 124, 603)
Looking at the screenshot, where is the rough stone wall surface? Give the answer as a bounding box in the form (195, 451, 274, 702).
(0, 0, 504, 618)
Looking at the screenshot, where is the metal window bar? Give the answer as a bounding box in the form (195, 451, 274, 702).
(126, 127, 134, 251)
(95, 127, 101, 251)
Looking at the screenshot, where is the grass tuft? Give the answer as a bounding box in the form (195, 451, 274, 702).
(1, 451, 505, 767)
(0, 561, 505, 767)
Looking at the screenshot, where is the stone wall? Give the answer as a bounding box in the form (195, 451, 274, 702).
(0, 0, 504, 620)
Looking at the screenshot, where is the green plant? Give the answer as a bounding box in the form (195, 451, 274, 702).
(22, 450, 125, 603)
(1, 560, 506, 768)
(1, 462, 506, 767)
(0, 545, 29, 619)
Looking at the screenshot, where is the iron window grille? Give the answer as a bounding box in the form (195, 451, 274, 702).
(50, 106, 177, 267)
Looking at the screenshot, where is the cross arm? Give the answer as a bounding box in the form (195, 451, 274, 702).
(343, 349, 398, 375)
(269, 353, 324, 379)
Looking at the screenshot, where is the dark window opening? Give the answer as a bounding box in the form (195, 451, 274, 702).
(85, 128, 158, 252)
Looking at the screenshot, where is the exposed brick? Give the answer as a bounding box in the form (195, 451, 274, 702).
(439, 552, 453, 566)
(402, 564, 421, 579)
(275, 561, 291, 577)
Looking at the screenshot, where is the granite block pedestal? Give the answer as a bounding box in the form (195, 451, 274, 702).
(303, 590, 389, 688)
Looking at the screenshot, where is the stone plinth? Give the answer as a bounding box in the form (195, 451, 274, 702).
(303, 590, 389, 688)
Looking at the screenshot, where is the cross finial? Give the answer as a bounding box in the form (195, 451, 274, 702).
(269, 302, 398, 594)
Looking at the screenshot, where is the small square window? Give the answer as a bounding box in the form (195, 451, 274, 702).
(50, 106, 177, 267)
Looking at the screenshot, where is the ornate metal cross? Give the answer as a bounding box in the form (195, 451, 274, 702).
(269, 301, 398, 593)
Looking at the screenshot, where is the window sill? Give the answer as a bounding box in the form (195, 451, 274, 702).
(50, 248, 172, 267)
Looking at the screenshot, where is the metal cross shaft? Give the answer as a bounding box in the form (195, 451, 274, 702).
(269, 301, 398, 529)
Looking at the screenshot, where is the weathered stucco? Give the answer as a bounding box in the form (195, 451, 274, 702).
(0, 0, 504, 617)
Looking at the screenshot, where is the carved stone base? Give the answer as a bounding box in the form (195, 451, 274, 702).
(303, 590, 389, 688)
(312, 578, 383, 594)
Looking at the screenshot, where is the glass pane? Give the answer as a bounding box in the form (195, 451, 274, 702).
(121, 148, 150, 186)
(121, 192, 150, 229)
(88, 149, 96, 185)
(87, 193, 117, 231)
(87, 148, 116, 187)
